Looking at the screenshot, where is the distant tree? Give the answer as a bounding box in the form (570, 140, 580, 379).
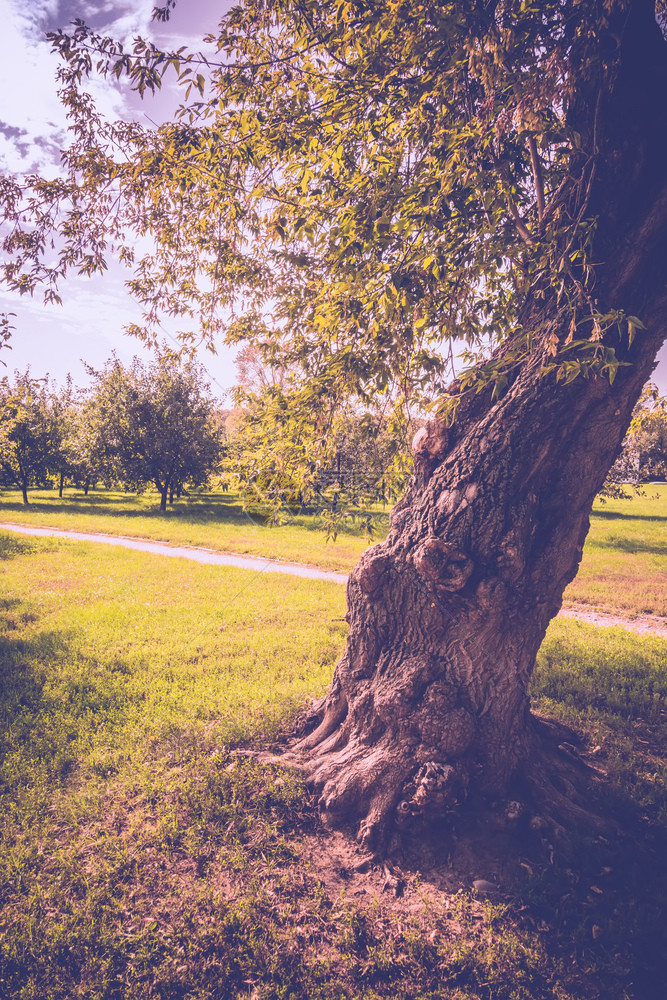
(226, 379, 418, 535)
(229, 341, 420, 531)
(57, 388, 109, 495)
(45, 375, 82, 498)
(603, 382, 667, 492)
(0, 371, 59, 504)
(215, 407, 245, 443)
(629, 383, 667, 482)
(87, 354, 223, 511)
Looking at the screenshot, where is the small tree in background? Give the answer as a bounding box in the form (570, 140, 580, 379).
(0, 371, 59, 504)
(602, 382, 667, 496)
(57, 388, 110, 495)
(227, 344, 420, 534)
(627, 383, 667, 482)
(86, 353, 223, 511)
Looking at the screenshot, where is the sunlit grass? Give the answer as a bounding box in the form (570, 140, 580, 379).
(564, 487, 667, 615)
(1, 531, 667, 998)
(0, 487, 378, 572)
(0, 531, 346, 809)
(0, 485, 665, 615)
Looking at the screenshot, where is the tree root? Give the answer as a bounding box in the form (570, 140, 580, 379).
(278, 706, 619, 859)
(518, 714, 619, 846)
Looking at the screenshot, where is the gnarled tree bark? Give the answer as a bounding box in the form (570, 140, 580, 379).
(287, 1, 667, 853)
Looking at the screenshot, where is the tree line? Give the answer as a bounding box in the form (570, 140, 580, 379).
(0, 348, 422, 519)
(0, 354, 223, 510)
(2, 339, 664, 519)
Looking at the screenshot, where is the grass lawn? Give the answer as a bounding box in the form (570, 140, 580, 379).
(0, 488, 378, 573)
(1, 532, 666, 998)
(564, 487, 667, 616)
(0, 485, 665, 615)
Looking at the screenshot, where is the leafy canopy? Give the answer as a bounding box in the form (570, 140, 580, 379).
(0, 0, 653, 410)
(83, 353, 223, 502)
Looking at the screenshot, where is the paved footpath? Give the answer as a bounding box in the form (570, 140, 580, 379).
(0, 522, 348, 585)
(2, 521, 666, 638)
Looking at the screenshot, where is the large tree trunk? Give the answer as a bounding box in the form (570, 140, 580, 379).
(288, 1, 667, 853)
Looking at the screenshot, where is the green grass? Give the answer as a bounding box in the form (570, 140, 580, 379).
(564, 487, 667, 616)
(0, 487, 380, 573)
(1, 485, 665, 615)
(1, 531, 667, 998)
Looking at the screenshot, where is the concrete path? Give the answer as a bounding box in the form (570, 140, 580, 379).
(2, 521, 666, 638)
(0, 522, 348, 585)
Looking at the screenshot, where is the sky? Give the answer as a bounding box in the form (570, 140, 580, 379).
(0, 0, 238, 400)
(0, 0, 665, 400)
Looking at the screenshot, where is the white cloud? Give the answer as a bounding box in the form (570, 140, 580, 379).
(0, 264, 237, 394)
(0, 0, 234, 175)
(0, 0, 231, 379)
(0, 1, 67, 173)
(0, 0, 161, 175)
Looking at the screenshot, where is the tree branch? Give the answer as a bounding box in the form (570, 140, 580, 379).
(528, 135, 545, 223)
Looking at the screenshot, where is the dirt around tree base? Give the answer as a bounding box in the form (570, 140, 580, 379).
(291, 747, 667, 996)
(271, 761, 666, 1000)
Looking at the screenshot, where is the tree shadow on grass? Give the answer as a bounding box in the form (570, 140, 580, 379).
(0, 617, 78, 787)
(0, 489, 390, 539)
(0, 491, 257, 525)
(592, 508, 667, 523)
(591, 535, 667, 555)
(0, 533, 57, 561)
(265, 628, 667, 1000)
(0, 606, 141, 793)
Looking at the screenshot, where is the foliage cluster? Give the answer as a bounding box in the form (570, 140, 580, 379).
(601, 381, 667, 499)
(2, 0, 655, 424)
(227, 384, 417, 538)
(0, 371, 60, 504)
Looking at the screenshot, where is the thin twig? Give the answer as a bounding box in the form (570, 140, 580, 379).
(528, 135, 545, 223)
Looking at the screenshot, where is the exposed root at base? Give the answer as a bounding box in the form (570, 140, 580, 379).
(271, 709, 620, 860)
(517, 715, 619, 846)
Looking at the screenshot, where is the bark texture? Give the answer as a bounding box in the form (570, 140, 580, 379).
(288, 2, 667, 852)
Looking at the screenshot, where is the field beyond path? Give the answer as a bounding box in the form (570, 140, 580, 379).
(1, 486, 665, 617)
(0, 521, 349, 584)
(1, 510, 665, 637)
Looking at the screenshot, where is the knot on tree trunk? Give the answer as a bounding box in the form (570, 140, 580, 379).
(412, 420, 450, 474)
(496, 533, 526, 581)
(397, 761, 462, 822)
(436, 481, 479, 518)
(372, 655, 447, 721)
(355, 549, 392, 595)
(372, 663, 477, 760)
(413, 537, 474, 592)
(414, 693, 477, 758)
